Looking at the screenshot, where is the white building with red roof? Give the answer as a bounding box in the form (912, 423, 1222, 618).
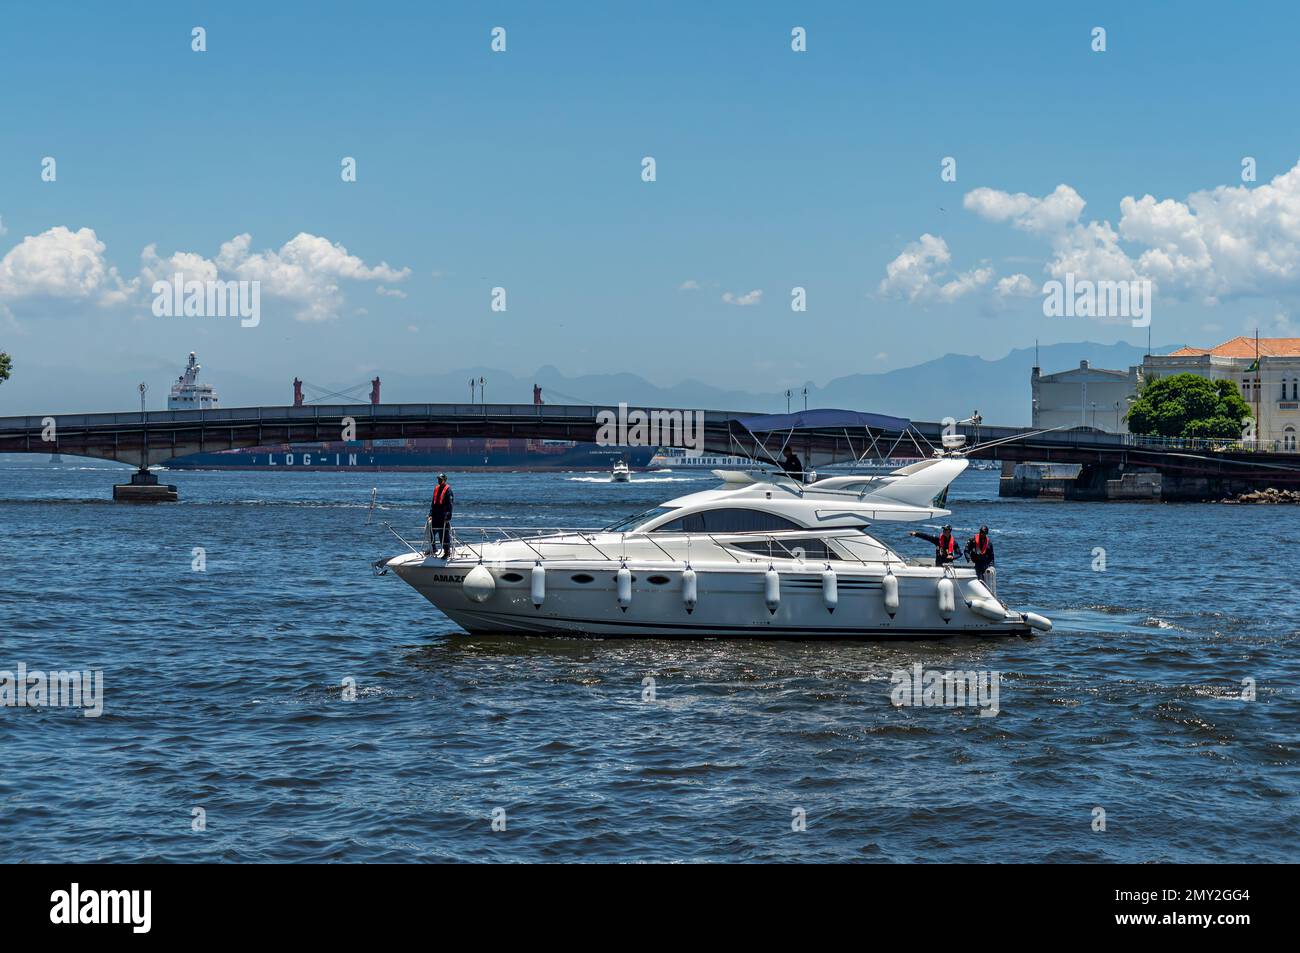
(1143, 337, 1300, 450)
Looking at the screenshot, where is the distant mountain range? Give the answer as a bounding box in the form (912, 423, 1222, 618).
(1, 341, 1175, 426)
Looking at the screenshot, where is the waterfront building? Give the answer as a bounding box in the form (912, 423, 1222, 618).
(1143, 337, 1300, 450)
(1031, 359, 1142, 434)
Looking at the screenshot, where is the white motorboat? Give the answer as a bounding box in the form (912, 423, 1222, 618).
(377, 457, 1052, 638)
(610, 459, 631, 482)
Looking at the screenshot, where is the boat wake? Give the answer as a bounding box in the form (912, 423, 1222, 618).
(565, 475, 698, 484)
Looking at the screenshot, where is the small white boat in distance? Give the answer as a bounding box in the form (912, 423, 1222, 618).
(377, 457, 1052, 639)
(610, 460, 631, 482)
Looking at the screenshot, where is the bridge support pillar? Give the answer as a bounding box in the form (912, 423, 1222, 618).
(1000, 463, 1161, 500)
(1064, 464, 1161, 501)
(113, 468, 178, 503)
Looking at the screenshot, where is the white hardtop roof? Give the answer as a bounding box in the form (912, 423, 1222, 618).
(654, 457, 966, 525)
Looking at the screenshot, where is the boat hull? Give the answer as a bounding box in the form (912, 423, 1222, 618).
(389, 558, 1034, 639)
(167, 441, 657, 472)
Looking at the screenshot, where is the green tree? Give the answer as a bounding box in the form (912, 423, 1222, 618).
(0, 351, 10, 385)
(1126, 373, 1252, 439)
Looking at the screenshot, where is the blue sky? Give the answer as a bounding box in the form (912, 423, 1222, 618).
(3, 1, 1300, 407)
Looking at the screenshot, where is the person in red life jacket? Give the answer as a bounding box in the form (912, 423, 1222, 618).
(909, 524, 959, 566)
(427, 473, 454, 558)
(964, 525, 996, 594)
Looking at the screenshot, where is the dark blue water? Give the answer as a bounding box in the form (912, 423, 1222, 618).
(1, 463, 1296, 862)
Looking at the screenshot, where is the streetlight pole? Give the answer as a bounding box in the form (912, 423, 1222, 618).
(138, 382, 148, 472)
(785, 389, 792, 413)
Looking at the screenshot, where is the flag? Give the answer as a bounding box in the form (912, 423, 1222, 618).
(1246, 358, 1259, 372)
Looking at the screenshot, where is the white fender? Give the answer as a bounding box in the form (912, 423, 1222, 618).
(882, 570, 900, 618)
(462, 564, 496, 603)
(937, 576, 956, 621)
(821, 565, 838, 613)
(981, 565, 997, 597)
(764, 567, 780, 615)
(970, 597, 1006, 622)
(530, 563, 546, 608)
(616, 564, 632, 611)
(1023, 611, 1053, 632)
(682, 567, 698, 614)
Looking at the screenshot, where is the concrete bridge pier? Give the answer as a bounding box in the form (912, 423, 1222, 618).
(1000, 462, 1160, 501)
(113, 468, 178, 502)
(997, 460, 1289, 502)
(1067, 463, 1161, 501)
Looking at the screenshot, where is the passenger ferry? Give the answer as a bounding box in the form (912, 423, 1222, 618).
(648, 447, 758, 469)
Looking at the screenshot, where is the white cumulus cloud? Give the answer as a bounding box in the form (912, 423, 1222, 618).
(878, 233, 991, 303)
(961, 159, 1300, 305)
(214, 232, 410, 321)
(140, 243, 219, 288)
(2, 227, 412, 323)
(0, 226, 133, 304)
(722, 288, 763, 306)
(995, 273, 1037, 298)
(964, 184, 1086, 236)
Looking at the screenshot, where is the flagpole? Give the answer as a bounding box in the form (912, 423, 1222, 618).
(1255, 329, 1260, 451)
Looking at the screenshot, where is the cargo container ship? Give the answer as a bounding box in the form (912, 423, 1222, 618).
(162, 356, 656, 472)
(167, 437, 655, 472)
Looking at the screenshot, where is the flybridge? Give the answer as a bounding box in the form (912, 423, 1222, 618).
(659, 458, 969, 523)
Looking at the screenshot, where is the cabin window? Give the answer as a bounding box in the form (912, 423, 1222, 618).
(653, 508, 803, 533)
(730, 538, 840, 560)
(604, 506, 675, 532)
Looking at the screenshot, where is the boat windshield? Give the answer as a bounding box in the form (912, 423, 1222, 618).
(604, 506, 675, 532)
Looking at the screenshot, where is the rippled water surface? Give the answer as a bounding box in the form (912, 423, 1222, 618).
(1, 464, 1296, 862)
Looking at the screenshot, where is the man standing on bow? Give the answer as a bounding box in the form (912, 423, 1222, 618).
(427, 473, 454, 559)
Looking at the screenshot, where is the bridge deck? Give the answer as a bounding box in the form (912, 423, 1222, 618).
(1, 403, 1297, 490)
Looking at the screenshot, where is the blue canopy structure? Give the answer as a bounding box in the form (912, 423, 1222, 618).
(733, 409, 911, 433)
(723, 408, 928, 468)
